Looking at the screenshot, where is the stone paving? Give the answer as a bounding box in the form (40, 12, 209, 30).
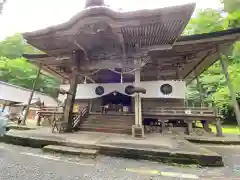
(3, 127, 224, 166)
(0, 142, 240, 180)
(4, 127, 214, 153)
(185, 134, 240, 145)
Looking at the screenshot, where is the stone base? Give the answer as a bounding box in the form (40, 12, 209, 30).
(43, 145, 98, 158)
(132, 125, 144, 138)
(3, 129, 226, 166)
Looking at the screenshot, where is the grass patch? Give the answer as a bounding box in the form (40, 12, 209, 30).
(196, 122, 239, 134)
(211, 125, 239, 134)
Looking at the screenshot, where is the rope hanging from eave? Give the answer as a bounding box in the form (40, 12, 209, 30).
(107, 67, 140, 74)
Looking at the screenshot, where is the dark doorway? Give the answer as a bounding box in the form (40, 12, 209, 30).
(101, 92, 132, 113)
(102, 92, 131, 106)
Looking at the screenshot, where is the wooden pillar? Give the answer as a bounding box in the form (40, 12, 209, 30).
(220, 54, 240, 126)
(196, 75, 210, 131)
(176, 64, 181, 80)
(187, 121, 193, 135)
(22, 65, 42, 125)
(1, 101, 6, 112)
(63, 51, 80, 132)
(196, 76, 204, 107)
(89, 99, 92, 113)
(134, 66, 142, 126)
(215, 119, 223, 137)
(134, 95, 139, 125)
(132, 60, 144, 138)
(138, 94, 142, 126)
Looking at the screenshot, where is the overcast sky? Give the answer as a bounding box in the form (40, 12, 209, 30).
(0, 0, 222, 40)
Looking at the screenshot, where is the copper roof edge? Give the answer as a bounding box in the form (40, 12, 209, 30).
(177, 28, 240, 42)
(22, 54, 50, 59)
(22, 3, 196, 38)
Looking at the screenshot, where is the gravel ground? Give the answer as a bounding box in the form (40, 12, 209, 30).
(0, 143, 239, 180)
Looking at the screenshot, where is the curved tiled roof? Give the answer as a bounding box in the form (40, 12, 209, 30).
(23, 3, 195, 38)
(22, 3, 195, 58)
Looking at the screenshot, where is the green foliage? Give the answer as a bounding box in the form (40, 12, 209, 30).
(232, 42, 240, 60)
(184, 4, 240, 124)
(227, 11, 240, 28)
(222, 0, 240, 13)
(0, 34, 60, 97)
(184, 9, 226, 35)
(222, 0, 240, 28)
(0, 34, 42, 59)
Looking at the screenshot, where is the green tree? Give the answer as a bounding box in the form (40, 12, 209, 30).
(222, 0, 240, 13)
(0, 34, 60, 97)
(0, 57, 60, 97)
(184, 9, 226, 35)
(222, 0, 240, 28)
(0, 34, 41, 59)
(184, 6, 240, 124)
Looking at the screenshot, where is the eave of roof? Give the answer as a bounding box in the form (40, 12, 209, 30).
(177, 28, 240, 43)
(23, 28, 240, 82)
(22, 3, 195, 38)
(22, 53, 50, 59)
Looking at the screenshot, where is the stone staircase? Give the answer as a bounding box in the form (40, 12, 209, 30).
(43, 145, 98, 158)
(79, 113, 134, 134)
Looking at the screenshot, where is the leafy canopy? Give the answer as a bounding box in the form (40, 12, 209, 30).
(0, 34, 60, 97)
(184, 0, 240, 123)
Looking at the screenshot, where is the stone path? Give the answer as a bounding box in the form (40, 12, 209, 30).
(5, 127, 215, 153)
(4, 127, 224, 166)
(0, 143, 240, 179)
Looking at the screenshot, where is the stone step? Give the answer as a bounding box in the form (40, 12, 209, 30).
(79, 127, 132, 134)
(88, 116, 133, 121)
(42, 145, 98, 158)
(87, 121, 133, 125)
(88, 117, 133, 120)
(90, 119, 133, 121)
(89, 118, 133, 121)
(88, 115, 134, 119)
(89, 114, 134, 117)
(87, 119, 134, 124)
(81, 123, 132, 129)
(80, 127, 131, 133)
(82, 124, 132, 129)
(89, 113, 134, 116)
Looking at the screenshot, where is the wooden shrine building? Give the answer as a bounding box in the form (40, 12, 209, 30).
(22, 0, 240, 137)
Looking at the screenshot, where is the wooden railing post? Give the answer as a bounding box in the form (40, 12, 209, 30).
(132, 59, 144, 138)
(22, 64, 42, 125)
(187, 121, 193, 135)
(196, 75, 204, 107)
(215, 119, 223, 137)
